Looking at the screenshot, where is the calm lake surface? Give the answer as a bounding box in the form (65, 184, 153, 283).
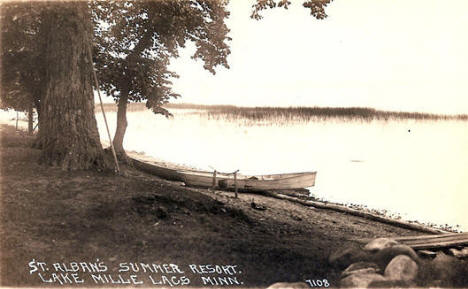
(97, 108, 468, 231)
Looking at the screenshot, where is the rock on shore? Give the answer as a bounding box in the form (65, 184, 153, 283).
(333, 238, 420, 288)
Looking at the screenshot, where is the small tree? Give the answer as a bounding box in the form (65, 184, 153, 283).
(92, 0, 231, 157)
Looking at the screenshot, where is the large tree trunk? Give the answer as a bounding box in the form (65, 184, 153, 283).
(37, 2, 107, 170)
(113, 90, 128, 157)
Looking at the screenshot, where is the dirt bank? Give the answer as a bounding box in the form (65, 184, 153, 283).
(0, 124, 442, 288)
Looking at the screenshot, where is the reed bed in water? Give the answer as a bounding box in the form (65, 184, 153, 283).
(97, 102, 468, 122)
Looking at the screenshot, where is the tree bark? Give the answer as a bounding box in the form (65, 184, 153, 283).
(109, 31, 153, 158)
(34, 97, 41, 132)
(37, 2, 107, 170)
(27, 101, 33, 135)
(113, 90, 129, 157)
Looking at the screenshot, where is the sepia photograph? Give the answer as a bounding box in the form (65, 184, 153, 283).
(1, 0, 467, 288)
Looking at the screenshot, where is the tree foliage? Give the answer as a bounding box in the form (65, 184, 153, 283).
(92, 0, 231, 117)
(0, 2, 44, 113)
(251, 0, 333, 20)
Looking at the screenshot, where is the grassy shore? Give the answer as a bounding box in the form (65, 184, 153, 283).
(97, 102, 468, 122)
(1, 124, 466, 288)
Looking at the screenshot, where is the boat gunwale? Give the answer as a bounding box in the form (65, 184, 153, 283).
(177, 170, 317, 180)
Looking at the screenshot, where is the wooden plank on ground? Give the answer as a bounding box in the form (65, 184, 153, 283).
(408, 239, 468, 250)
(384, 232, 468, 250)
(393, 232, 467, 242)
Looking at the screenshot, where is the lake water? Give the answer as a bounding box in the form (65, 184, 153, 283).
(95, 108, 468, 232)
(2, 108, 465, 230)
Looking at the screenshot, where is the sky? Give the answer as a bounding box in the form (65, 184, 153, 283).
(164, 0, 468, 115)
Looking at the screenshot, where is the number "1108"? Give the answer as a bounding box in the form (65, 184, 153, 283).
(305, 279, 329, 287)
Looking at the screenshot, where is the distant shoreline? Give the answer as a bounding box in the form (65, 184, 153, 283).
(96, 102, 468, 121)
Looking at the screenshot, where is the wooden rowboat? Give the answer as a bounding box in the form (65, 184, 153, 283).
(127, 153, 316, 192)
(131, 157, 183, 181)
(178, 169, 317, 191)
(127, 153, 184, 182)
